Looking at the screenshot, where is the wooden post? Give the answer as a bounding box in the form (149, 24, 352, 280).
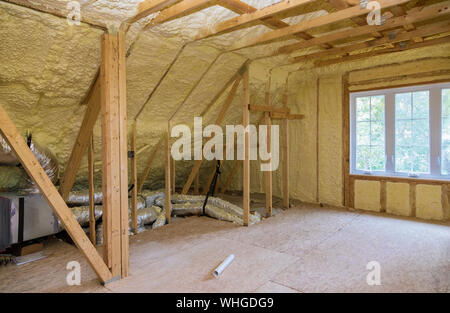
(264, 112, 272, 217)
(165, 123, 171, 223)
(0, 104, 112, 283)
(282, 118, 289, 209)
(171, 156, 176, 192)
(131, 122, 138, 233)
(242, 66, 250, 226)
(100, 32, 129, 278)
(88, 135, 96, 245)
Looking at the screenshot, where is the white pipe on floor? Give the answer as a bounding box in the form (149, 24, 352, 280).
(213, 254, 235, 277)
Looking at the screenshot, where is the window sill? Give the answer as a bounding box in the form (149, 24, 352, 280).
(349, 173, 449, 185)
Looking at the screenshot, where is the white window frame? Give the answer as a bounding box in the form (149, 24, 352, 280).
(350, 82, 450, 180)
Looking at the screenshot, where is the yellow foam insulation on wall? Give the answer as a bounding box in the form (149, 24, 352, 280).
(416, 184, 443, 220)
(386, 182, 411, 217)
(354, 180, 380, 212)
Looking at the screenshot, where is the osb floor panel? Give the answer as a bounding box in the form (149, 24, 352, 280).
(0, 203, 449, 293)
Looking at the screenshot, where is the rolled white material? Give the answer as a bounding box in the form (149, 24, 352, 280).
(213, 254, 235, 277)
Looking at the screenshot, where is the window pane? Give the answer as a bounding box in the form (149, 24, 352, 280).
(412, 91, 429, 118)
(371, 96, 385, 121)
(442, 90, 450, 175)
(370, 146, 385, 171)
(442, 144, 450, 175)
(356, 97, 370, 121)
(356, 145, 370, 171)
(412, 119, 429, 146)
(355, 95, 385, 172)
(395, 93, 411, 120)
(442, 89, 450, 118)
(395, 91, 430, 174)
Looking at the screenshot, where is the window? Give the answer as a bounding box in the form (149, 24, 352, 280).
(350, 82, 450, 180)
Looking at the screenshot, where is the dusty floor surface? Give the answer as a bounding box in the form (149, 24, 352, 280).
(0, 197, 449, 293)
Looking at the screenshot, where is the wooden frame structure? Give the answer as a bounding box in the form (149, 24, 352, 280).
(2, 0, 449, 285)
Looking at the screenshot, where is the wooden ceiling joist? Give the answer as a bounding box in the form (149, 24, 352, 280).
(314, 35, 450, 67)
(219, 0, 333, 48)
(196, 0, 317, 40)
(230, 0, 411, 51)
(127, 0, 179, 23)
(290, 20, 450, 64)
(274, 1, 450, 56)
(144, 0, 215, 29)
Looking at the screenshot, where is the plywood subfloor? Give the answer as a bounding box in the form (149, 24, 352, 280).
(0, 202, 449, 293)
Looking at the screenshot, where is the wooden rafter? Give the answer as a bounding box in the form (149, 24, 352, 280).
(144, 0, 214, 29)
(314, 35, 450, 67)
(196, 0, 317, 40)
(290, 20, 450, 64)
(219, 0, 332, 48)
(231, 0, 411, 51)
(127, 0, 179, 23)
(274, 1, 450, 56)
(59, 77, 101, 202)
(0, 104, 112, 284)
(88, 134, 96, 245)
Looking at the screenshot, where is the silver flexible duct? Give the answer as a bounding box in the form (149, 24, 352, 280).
(0, 135, 59, 193)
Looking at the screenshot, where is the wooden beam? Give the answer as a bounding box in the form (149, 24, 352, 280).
(100, 32, 129, 278)
(275, 1, 450, 56)
(315, 36, 450, 67)
(137, 137, 164, 193)
(59, 77, 100, 202)
(165, 125, 172, 224)
(118, 30, 129, 279)
(282, 81, 289, 209)
(130, 123, 138, 233)
(196, 0, 316, 40)
(0, 104, 112, 284)
(182, 74, 242, 194)
(219, 0, 332, 47)
(242, 66, 250, 226)
(88, 134, 96, 245)
(264, 112, 272, 217)
(127, 0, 179, 24)
(271, 112, 304, 120)
(171, 155, 176, 192)
(232, 0, 410, 50)
(144, 0, 214, 29)
(290, 20, 450, 64)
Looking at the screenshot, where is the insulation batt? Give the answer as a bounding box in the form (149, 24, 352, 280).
(58, 205, 103, 231)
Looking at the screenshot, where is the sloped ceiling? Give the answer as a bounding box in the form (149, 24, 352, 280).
(0, 0, 444, 190)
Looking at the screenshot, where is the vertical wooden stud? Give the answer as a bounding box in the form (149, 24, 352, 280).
(165, 123, 172, 223)
(131, 122, 138, 234)
(242, 66, 250, 226)
(88, 134, 96, 245)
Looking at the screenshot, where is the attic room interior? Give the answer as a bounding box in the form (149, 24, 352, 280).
(0, 0, 449, 295)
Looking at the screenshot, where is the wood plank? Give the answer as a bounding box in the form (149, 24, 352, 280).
(242, 67, 250, 226)
(271, 112, 304, 120)
(275, 1, 450, 56)
(315, 36, 450, 67)
(137, 137, 164, 193)
(342, 73, 351, 207)
(171, 155, 176, 192)
(231, 0, 410, 50)
(165, 126, 172, 224)
(264, 112, 272, 217)
(88, 134, 96, 245)
(0, 104, 112, 284)
(282, 118, 289, 209)
(380, 180, 387, 213)
(59, 77, 101, 202)
(249, 105, 290, 114)
(131, 122, 138, 233)
(290, 20, 450, 64)
(196, 0, 316, 39)
(118, 31, 129, 279)
(127, 0, 179, 23)
(219, 0, 332, 47)
(144, 0, 214, 29)
(350, 174, 449, 186)
(410, 183, 416, 217)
